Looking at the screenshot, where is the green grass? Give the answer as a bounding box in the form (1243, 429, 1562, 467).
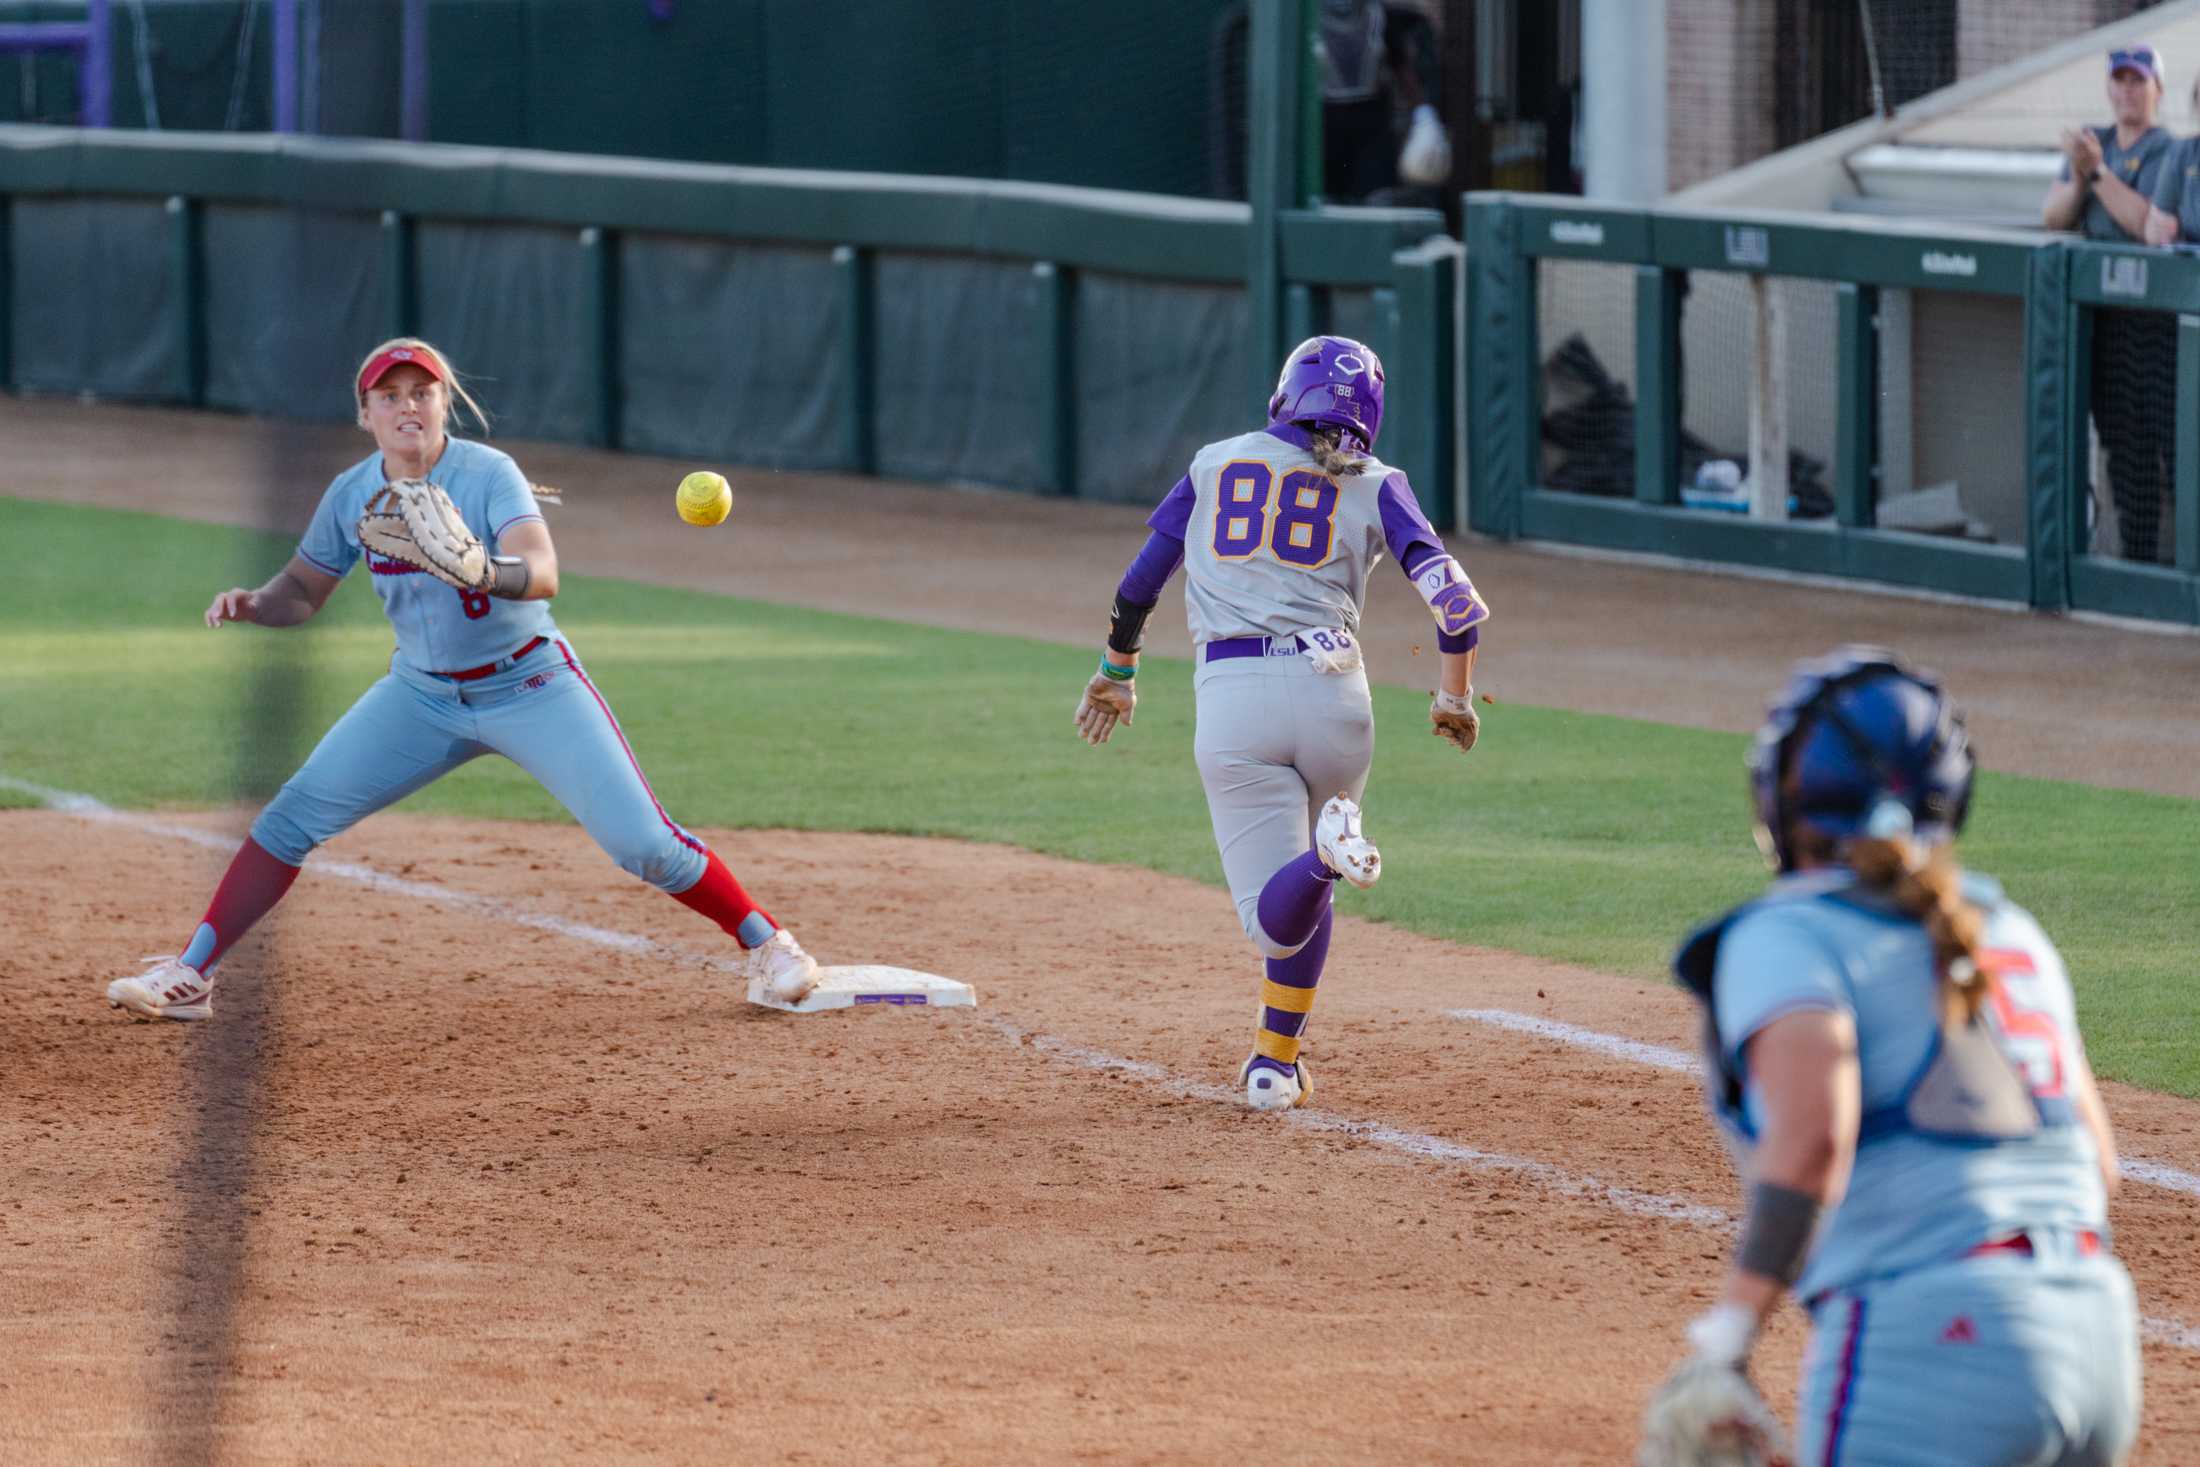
(5, 497, 2197, 1095)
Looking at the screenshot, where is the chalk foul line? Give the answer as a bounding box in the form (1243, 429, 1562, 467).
(9, 774, 2194, 1352)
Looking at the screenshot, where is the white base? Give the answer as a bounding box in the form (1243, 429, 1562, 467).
(745, 964, 976, 1013)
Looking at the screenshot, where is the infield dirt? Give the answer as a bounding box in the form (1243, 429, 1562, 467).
(4, 399, 2198, 1463)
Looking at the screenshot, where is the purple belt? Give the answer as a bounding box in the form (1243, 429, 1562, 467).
(1202, 634, 1306, 663)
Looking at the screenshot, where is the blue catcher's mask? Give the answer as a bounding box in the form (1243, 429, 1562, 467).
(1747, 646, 1975, 872)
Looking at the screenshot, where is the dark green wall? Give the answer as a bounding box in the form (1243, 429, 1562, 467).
(0, 0, 1242, 196)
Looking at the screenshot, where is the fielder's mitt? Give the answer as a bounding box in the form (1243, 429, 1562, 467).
(1430, 688, 1481, 754)
(1637, 1358, 1794, 1467)
(358, 478, 488, 590)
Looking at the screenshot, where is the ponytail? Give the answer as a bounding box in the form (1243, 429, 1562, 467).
(1847, 835, 1993, 1022)
(1306, 426, 1371, 478)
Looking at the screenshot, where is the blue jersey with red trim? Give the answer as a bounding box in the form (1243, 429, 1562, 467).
(1710, 871, 2108, 1300)
(296, 437, 556, 673)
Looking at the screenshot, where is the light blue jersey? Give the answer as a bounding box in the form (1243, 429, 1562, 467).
(1708, 871, 2107, 1302)
(296, 437, 556, 673)
(1686, 871, 2140, 1466)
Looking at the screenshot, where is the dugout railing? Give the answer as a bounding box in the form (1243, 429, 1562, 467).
(0, 124, 1458, 523)
(2062, 241, 2200, 625)
(1464, 192, 2200, 628)
(1469, 193, 2068, 607)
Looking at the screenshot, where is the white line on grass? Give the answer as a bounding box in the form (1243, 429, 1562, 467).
(12, 773, 2198, 1351)
(1448, 1009, 2200, 1203)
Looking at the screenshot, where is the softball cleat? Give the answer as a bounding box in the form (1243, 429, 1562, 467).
(1315, 793, 1381, 888)
(748, 928, 820, 1004)
(105, 956, 214, 1022)
(1238, 1054, 1312, 1111)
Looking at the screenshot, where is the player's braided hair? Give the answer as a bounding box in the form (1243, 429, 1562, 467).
(1827, 828, 1994, 1022)
(1306, 426, 1371, 477)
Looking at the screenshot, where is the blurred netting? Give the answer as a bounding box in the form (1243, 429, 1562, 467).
(0, 0, 403, 134)
(1675, 273, 1839, 520)
(1874, 289, 2029, 544)
(1535, 261, 1637, 496)
(2082, 305, 2179, 565)
(0, 1, 1253, 196)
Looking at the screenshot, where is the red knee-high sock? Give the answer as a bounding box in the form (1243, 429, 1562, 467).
(670, 850, 777, 949)
(179, 836, 303, 974)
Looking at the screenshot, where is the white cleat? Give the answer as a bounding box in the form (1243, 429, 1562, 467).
(1238, 1054, 1312, 1112)
(106, 956, 214, 1022)
(1314, 793, 1381, 888)
(747, 928, 820, 1005)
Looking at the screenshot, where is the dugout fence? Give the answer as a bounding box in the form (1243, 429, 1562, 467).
(1466, 193, 2200, 628)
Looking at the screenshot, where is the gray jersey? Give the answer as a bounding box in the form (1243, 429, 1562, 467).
(2060, 123, 2171, 241)
(1167, 426, 1445, 645)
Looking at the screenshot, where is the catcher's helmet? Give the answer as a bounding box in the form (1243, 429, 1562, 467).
(1748, 646, 1974, 872)
(1268, 335, 1385, 451)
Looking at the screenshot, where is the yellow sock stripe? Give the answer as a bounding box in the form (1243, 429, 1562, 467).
(1260, 979, 1317, 1015)
(1254, 1028, 1302, 1065)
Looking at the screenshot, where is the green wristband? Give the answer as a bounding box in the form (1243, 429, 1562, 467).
(1099, 657, 1136, 683)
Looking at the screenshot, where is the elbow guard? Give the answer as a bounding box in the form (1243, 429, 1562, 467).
(1410, 554, 1490, 637)
(1107, 592, 1156, 656)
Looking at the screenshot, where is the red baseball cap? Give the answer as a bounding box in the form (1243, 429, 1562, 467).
(356, 344, 450, 398)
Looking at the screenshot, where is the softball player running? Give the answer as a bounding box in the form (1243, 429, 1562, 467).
(1640, 647, 2140, 1467)
(105, 337, 818, 1021)
(1073, 335, 1489, 1111)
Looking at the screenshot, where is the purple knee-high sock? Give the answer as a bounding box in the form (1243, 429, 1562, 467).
(1256, 848, 1338, 952)
(1250, 906, 1333, 1079)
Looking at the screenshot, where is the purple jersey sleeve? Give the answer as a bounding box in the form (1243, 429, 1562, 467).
(1117, 476, 1193, 605)
(1383, 474, 1479, 653)
(1146, 475, 1195, 540)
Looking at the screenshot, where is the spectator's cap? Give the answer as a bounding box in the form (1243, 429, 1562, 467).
(2108, 44, 2164, 85)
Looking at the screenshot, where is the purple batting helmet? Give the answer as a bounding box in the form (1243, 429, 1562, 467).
(1268, 335, 1385, 450)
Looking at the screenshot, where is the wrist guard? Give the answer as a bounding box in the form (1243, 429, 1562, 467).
(487, 555, 530, 600)
(1107, 592, 1155, 656)
(1736, 1180, 1823, 1286)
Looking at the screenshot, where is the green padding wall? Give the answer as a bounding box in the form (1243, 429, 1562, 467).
(439, 0, 1240, 195)
(202, 206, 385, 420)
(0, 0, 1242, 195)
(1074, 272, 1251, 505)
(414, 221, 591, 447)
(9, 197, 172, 399)
(617, 236, 844, 473)
(873, 256, 1048, 492)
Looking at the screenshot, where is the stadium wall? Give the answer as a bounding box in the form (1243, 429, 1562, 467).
(0, 0, 1244, 199)
(0, 125, 1452, 516)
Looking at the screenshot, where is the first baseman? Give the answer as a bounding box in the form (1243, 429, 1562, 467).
(105, 337, 819, 1021)
(1074, 335, 1489, 1111)
(1641, 648, 2140, 1467)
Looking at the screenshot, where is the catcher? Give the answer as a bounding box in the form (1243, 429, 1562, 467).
(1641, 648, 2139, 1467)
(104, 337, 820, 1022)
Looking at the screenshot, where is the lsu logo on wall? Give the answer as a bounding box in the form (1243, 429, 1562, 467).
(2101, 255, 2149, 298)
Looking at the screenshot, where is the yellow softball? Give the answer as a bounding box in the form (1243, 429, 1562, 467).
(675, 470, 733, 527)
